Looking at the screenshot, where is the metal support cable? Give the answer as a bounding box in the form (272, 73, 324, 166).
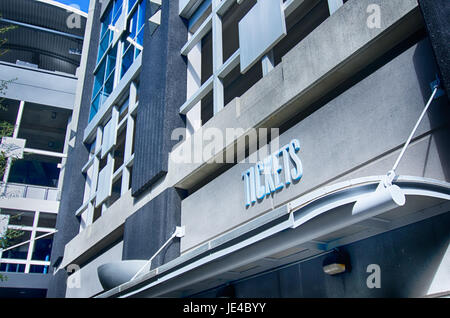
(0, 230, 57, 253)
(386, 84, 440, 185)
(130, 227, 184, 281)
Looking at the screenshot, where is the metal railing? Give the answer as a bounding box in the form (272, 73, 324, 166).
(0, 182, 59, 201)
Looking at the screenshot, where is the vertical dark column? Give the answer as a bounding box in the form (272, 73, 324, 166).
(47, 1, 102, 298)
(122, 188, 186, 268)
(131, 0, 187, 197)
(418, 0, 450, 100)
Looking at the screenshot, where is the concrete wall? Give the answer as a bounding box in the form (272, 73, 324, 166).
(0, 272, 50, 292)
(65, 240, 123, 298)
(196, 211, 450, 298)
(57, 0, 427, 269)
(0, 62, 77, 109)
(181, 37, 450, 252)
(47, 0, 102, 298)
(54, 0, 450, 298)
(131, 0, 187, 197)
(418, 0, 450, 100)
(166, 0, 423, 191)
(122, 188, 185, 269)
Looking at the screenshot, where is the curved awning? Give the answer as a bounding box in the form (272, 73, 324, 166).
(97, 175, 450, 298)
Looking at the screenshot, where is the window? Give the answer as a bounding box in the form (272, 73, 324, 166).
(90, 0, 122, 121)
(90, 45, 118, 121)
(181, 0, 334, 130)
(121, 0, 146, 78)
(0, 210, 55, 274)
(89, 0, 146, 122)
(79, 83, 139, 232)
(128, 0, 138, 13)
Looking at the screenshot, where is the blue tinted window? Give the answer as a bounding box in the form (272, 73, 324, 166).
(130, 9, 138, 39)
(128, 0, 137, 13)
(91, 0, 123, 123)
(120, 0, 145, 79)
(93, 60, 106, 97)
(112, 0, 123, 25)
(0, 263, 25, 273)
(136, 28, 144, 47)
(106, 49, 117, 78)
(90, 94, 100, 121)
(138, 0, 146, 30)
(121, 44, 134, 77)
(104, 73, 115, 95)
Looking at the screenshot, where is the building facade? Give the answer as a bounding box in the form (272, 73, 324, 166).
(50, 0, 449, 298)
(0, 0, 86, 297)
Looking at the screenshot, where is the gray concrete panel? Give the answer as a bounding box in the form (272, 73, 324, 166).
(181, 38, 450, 252)
(0, 63, 77, 109)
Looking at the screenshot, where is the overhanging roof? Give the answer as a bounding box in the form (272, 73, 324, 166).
(0, 0, 87, 75)
(96, 175, 450, 298)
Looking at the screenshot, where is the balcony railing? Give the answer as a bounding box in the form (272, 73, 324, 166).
(0, 182, 59, 201)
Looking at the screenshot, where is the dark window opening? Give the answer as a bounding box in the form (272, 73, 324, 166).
(114, 128, 126, 172)
(93, 205, 102, 223)
(31, 232, 53, 262)
(8, 155, 61, 187)
(109, 176, 122, 206)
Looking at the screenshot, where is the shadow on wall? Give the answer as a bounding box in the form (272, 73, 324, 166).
(412, 37, 450, 182)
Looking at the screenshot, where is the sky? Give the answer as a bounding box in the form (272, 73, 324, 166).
(54, 0, 90, 13)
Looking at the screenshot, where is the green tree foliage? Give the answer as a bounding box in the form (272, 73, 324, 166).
(0, 20, 16, 178)
(0, 18, 19, 281)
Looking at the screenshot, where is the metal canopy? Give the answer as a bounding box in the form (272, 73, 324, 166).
(0, 0, 87, 75)
(96, 175, 450, 298)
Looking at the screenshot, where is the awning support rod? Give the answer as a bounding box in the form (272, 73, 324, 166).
(130, 226, 185, 281)
(0, 230, 57, 253)
(386, 80, 441, 185)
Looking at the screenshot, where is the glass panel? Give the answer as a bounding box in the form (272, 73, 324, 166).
(119, 98, 129, 118)
(96, 161, 113, 207)
(121, 45, 134, 78)
(113, 0, 124, 25)
(0, 210, 34, 227)
(123, 36, 131, 52)
(0, 263, 26, 273)
(3, 184, 26, 198)
(130, 9, 138, 39)
(128, 0, 137, 13)
(100, 7, 112, 38)
(104, 72, 115, 96)
(8, 156, 61, 188)
(106, 48, 117, 79)
(29, 265, 48, 274)
(90, 93, 100, 121)
(47, 189, 58, 201)
(98, 30, 111, 62)
(113, 128, 126, 172)
(1, 231, 31, 260)
(109, 175, 122, 206)
(25, 187, 47, 200)
(138, 0, 146, 31)
(31, 232, 53, 261)
(93, 60, 106, 97)
(37, 213, 57, 228)
(99, 91, 110, 111)
(136, 28, 144, 47)
(135, 47, 141, 59)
